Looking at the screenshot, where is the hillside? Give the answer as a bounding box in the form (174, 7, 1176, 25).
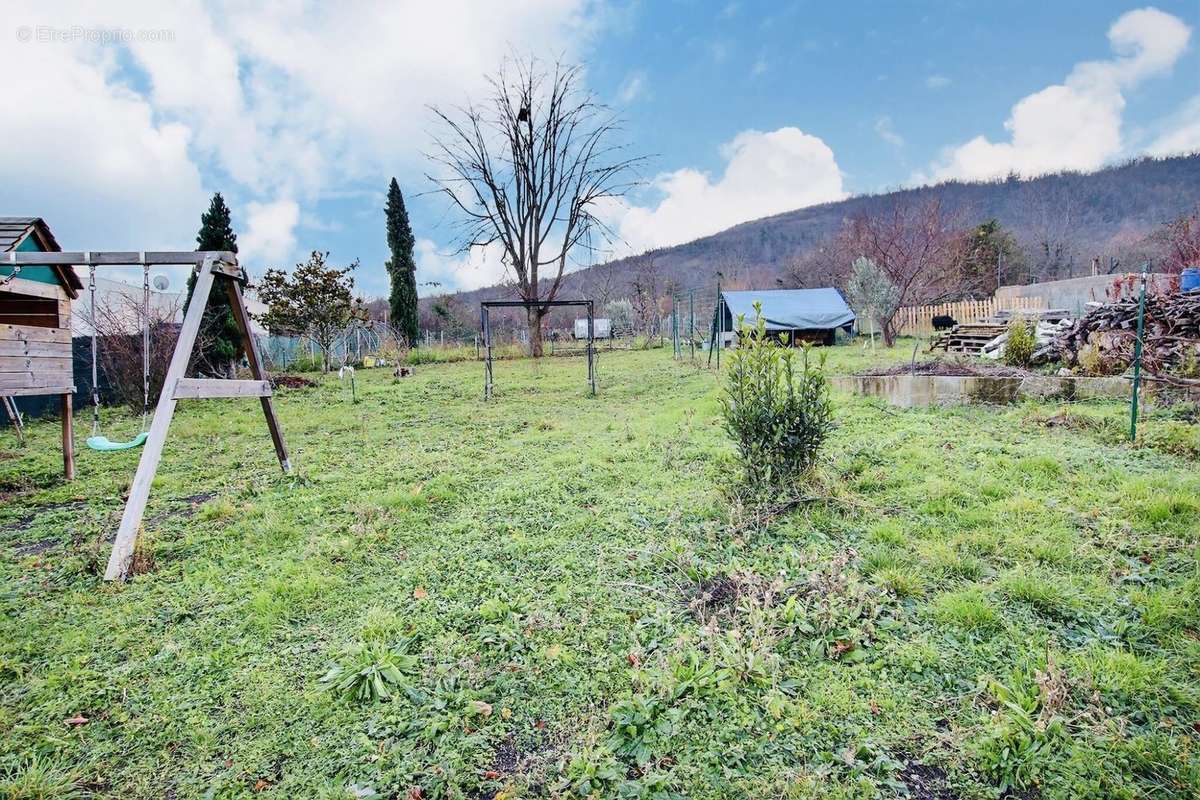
(423, 153, 1200, 321)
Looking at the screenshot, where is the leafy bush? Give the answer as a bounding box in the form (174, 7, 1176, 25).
(1002, 316, 1036, 367)
(319, 640, 418, 702)
(720, 304, 833, 494)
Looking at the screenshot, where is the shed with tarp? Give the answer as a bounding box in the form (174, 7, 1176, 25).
(715, 288, 855, 347)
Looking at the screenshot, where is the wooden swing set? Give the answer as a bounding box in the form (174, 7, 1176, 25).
(3, 250, 290, 581)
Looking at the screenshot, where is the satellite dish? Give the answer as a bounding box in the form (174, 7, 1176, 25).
(152, 273, 170, 291)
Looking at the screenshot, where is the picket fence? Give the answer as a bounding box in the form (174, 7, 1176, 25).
(892, 296, 1047, 336)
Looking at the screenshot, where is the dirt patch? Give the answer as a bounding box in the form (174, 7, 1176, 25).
(898, 757, 959, 800)
(686, 575, 740, 620)
(270, 375, 318, 389)
(858, 360, 1037, 379)
(2, 500, 86, 536)
(13, 537, 59, 556)
(144, 492, 217, 527)
(490, 737, 526, 774)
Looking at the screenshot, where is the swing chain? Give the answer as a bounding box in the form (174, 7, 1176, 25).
(88, 262, 100, 436)
(141, 254, 150, 430)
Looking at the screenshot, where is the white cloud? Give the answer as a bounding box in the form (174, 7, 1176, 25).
(925, 7, 1191, 181)
(874, 115, 904, 148)
(751, 56, 769, 77)
(414, 239, 508, 294)
(925, 74, 951, 89)
(613, 127, 846, 254)
(0, 0, 597, 274)
(1147, 94, 1200, 155)
(618, 71, 647, 104)
(241, 200, 300, 265)
(0, 27, 206, 249)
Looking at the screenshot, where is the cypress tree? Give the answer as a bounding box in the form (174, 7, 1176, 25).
(385, 178, 419, 345)
(184, 192, 244, 376)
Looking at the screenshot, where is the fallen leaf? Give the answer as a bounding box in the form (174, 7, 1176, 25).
(534, 719, 546, 730)
(483, 770, 501, 780)
(64, 715, 88, 726)
(408, 787, 424, 800)
(469, 700, 493, 717)
(869, 700, 881, 716)
(545, 644, 561, 659)
(253, 778, 271, 791)
(627, 652, 641, 667)
(500, 706, 512, 719)
(413, 586, 428, 600)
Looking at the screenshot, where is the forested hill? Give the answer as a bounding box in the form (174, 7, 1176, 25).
(423, 153, 1200, 316)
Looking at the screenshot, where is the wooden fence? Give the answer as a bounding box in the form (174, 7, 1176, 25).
(892, 296, 1047, 337)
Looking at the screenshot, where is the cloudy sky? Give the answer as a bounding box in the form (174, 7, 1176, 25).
(1, 1, 1197, 296)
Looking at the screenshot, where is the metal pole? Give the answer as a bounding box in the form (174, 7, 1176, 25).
(482, 306, 493, 400)
(1129, 269, 1148, 441)
(716, 281, 722, 370)
(671, 296, 679, 359)
(587, 301, 596, 395)
(689, 290, 695, 360)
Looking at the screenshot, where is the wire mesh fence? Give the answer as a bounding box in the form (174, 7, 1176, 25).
(665, 283, 723, 366)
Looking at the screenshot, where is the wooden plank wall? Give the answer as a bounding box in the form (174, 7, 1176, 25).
(0, 323, 74, 393)
(893, 296, 1047, 337)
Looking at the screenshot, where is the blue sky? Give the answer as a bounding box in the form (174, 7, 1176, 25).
(2, 1, 1197, 297)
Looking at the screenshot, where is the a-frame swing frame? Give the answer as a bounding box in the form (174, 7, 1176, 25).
(4, 250, 291, 581)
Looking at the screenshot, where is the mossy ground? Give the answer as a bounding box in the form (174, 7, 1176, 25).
(1, 345, 1197, 799)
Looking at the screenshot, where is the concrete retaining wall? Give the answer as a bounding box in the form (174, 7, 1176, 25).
(832, 374, 1130, 408)
(995, 274, 1170, 317)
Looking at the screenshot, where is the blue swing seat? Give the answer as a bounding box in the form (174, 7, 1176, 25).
(86, 432, 150, 452)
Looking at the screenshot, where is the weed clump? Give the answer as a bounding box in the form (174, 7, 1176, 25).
(720, 303, 833, 498)
(319, 640, 418, 702)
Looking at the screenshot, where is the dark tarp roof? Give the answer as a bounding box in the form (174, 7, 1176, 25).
(722, 288, 855, 331)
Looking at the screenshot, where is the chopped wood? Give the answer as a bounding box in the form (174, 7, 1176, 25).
(1055, 291, 1200, 373)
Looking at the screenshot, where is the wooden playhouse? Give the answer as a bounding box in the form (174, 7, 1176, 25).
(1, 217, 82, 478)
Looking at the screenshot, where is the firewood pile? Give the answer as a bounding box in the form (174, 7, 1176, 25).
(1055, 292, 1200, 373)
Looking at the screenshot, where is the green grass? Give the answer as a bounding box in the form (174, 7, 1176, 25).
(1, 345, 1198, 799)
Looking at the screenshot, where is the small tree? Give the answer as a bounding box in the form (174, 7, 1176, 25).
(385, 178, 420, 345)
(721, 303, 833, 498)
(844, 257, 898, 352)
(185, 192, 244, 377)
(255, 251, 365, 372)
(961, 219, 1022, 294)
(1002, 316, 1036, 368)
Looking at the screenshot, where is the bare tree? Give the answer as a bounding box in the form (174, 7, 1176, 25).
(82, 292, 206, 411)
(1154, 204, 1200, 274)
(839, 197, 967, 346)
(630, 252, 662, 338)
(427, 56, 643, 356)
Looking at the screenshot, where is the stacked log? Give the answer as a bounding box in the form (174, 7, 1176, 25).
(1055, 292, 1200, 373)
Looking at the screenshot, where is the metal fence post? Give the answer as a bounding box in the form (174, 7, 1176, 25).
(689, 290, 695, 360)
(1129, 269, 1148, 441)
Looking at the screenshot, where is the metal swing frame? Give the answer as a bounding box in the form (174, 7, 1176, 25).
(4, 250, 291, 580)
(480, 299, 596, 400)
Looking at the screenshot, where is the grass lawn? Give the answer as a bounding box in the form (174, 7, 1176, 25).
(1, 345, 1199, 799)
